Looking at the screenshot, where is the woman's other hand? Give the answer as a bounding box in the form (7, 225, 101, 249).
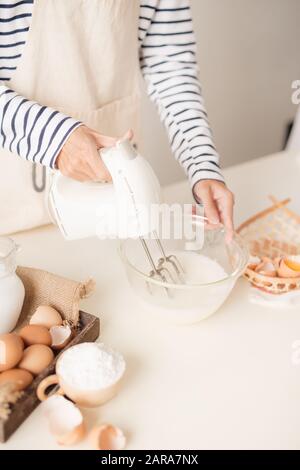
(193, 180, 235, 241)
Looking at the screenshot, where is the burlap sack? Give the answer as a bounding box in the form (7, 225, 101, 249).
(15, 266, 95, 329)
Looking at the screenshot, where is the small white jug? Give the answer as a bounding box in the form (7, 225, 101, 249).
(0, 237, 25, 334)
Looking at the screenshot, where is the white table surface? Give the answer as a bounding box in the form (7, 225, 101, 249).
(2, 150, 300, 450)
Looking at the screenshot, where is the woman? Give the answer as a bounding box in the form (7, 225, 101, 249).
(0, 0, 234, 236)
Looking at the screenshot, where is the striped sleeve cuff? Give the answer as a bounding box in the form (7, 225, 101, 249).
(188, 161, 225, 189)
(0, 86, 82, 169)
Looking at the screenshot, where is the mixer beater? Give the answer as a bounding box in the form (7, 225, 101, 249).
(139, 232, 186, 297)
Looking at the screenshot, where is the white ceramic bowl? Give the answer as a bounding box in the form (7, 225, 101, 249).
(37, 343, 125, 407)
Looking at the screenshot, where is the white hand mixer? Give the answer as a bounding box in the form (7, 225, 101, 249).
(48, 139, 185, 285)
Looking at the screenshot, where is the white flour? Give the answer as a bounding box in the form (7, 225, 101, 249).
(57, 343, 125, 390)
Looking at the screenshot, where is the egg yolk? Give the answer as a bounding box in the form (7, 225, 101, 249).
(285, 259, 300, 271)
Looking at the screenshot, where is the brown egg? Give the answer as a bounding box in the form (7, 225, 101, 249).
(19, 325, 52, 347)
(0, 334, 24, 372)
(0, 368, 33, 391)
(30, 306, 63, 329)
(18, 345, 54, 376)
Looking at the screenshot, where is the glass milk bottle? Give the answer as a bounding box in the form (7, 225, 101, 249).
(0, 237, 25, 334)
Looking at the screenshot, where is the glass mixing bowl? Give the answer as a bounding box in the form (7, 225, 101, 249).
(119, 213, 249, 324)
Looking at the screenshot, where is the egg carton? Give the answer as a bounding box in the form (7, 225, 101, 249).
(237, 196, 300, 294)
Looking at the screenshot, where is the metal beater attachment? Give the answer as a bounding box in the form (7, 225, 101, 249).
(140, 233, 185, 296)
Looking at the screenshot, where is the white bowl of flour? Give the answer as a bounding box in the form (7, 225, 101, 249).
(38, 343, 126, 407)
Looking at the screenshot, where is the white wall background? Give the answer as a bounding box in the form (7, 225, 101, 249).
(141, 0, 300, 186)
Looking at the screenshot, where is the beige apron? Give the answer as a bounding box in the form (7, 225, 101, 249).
(0, 0, 141, 235)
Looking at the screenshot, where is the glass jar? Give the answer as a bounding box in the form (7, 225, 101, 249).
(0, 237, 25, 333)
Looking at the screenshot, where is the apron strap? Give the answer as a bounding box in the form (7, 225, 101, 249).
(32, 164, 46, 193)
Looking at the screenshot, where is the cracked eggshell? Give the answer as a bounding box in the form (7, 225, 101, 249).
(248, 255, 261, 271)
(278, 256, 300, 278)
(50, 325, 73, 350)
(255, 258, 277, 277)
(30, 306, 63, 329)
(42, 395, 86, 446)
(89, 424, 126, 450)
(19, 325, 52, 347)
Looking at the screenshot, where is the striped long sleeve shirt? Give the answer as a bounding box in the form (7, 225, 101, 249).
(0, 0, 223, 188)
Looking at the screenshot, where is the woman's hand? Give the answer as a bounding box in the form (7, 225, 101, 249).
(193, 180, 235, 241)
(56, 125, 133, 182)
